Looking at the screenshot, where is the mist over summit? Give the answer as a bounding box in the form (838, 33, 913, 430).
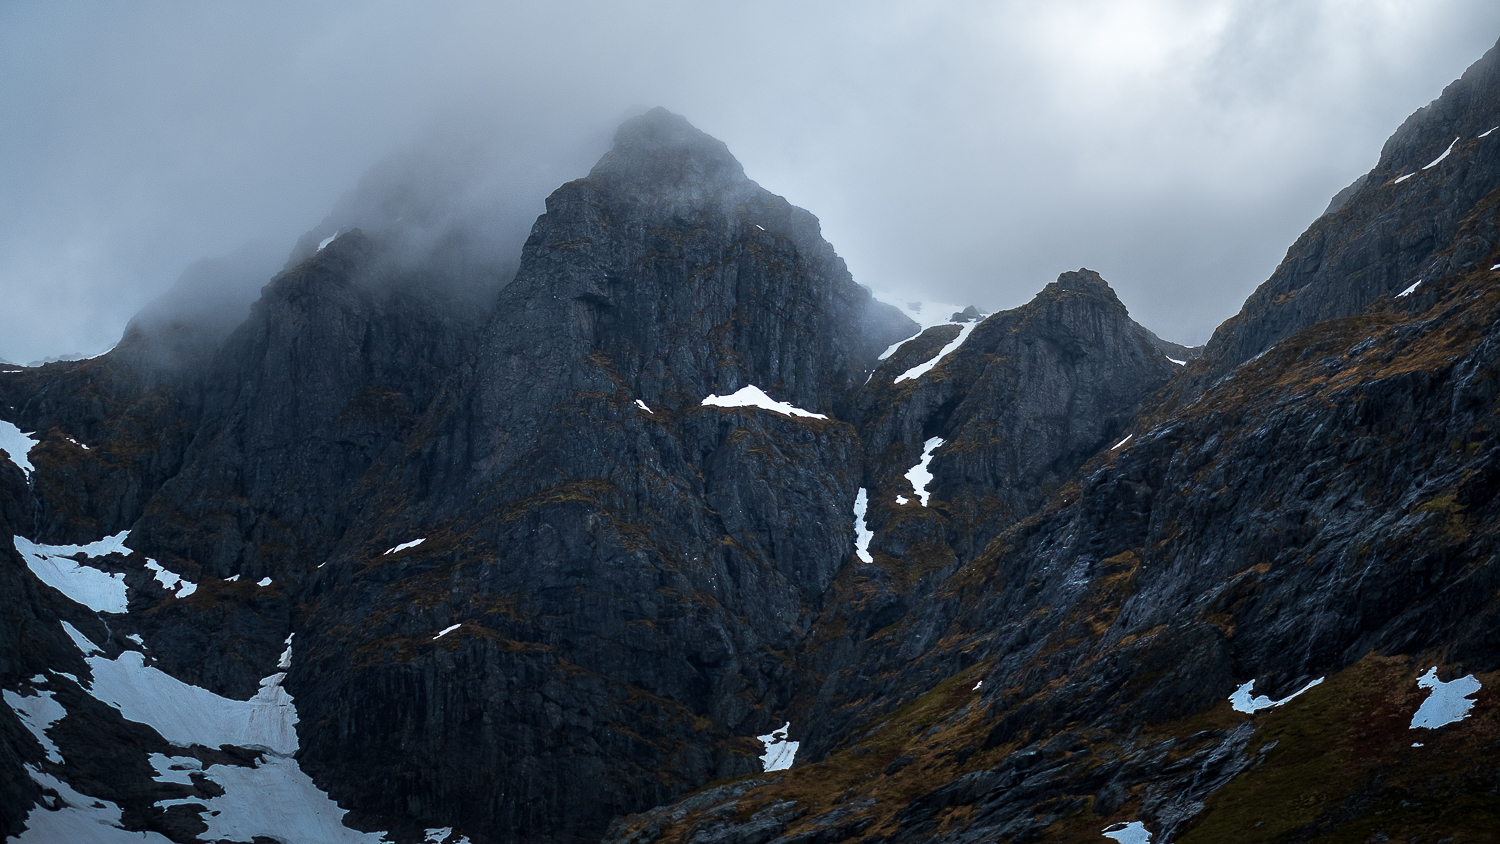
(4, 19, 1500, 844)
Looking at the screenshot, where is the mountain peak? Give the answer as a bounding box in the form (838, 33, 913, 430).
(588, 107, 750, 200)
(1043, 267, 1124, 307)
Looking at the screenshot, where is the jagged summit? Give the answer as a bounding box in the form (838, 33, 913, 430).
(1046, 267, 1118, 299)
(587, 107, 754, 202)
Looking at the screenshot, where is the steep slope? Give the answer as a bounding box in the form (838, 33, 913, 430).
(1195, 36, 1500, 381)
(283, 108, 915, 843)
(602, 40, 1500, 844)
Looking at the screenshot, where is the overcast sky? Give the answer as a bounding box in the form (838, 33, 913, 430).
(3, 1, 1499, 363)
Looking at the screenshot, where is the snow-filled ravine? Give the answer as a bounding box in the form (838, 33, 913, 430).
(853, 488, 874, 563)
(905, 438, 944, 507)
(894, 320, 978, 383)
(0, 419, 38, 477)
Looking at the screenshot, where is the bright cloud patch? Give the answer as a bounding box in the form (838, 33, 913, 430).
(701, 385, 827, 419)
(1410, 667, 1481, 730)
(16, 533, 130, 613)
(758, 722, 798, 772)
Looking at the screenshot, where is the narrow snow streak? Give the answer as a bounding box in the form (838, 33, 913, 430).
(0, 420, 38, 476)
(905, 438, 944, 507)
(895, 321, 978, 383)
(1410, 667, 1481, 729)
(853, 489, 874, 563)
(1480, 127, 1498, 138)
(317, 232, 338, 251)
(1397, 280, 1422, 297)
(16, 533, 130, 613)
(758, 722, 798, 771)
(701, 385, 827, 419)
(1111, 434, 1132, 450)
(1102, 821, 1153, 844)
(1229, 677, 1324, 714)
(635, 399, 653, 413)
(384, 538, 426, 556)
(1422, 137, 1460, 169)
(1166, 357, 1185, 366)
(1393, 173, 1414, 184)
(434, 623, 462, 640)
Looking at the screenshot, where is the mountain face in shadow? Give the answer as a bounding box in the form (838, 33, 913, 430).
(4, 40, 1500, 844)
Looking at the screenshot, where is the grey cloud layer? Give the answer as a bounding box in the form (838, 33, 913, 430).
(3, 0, 1498, 362)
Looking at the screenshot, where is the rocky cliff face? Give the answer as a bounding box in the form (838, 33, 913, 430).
(1195, 37, 1500, 382)
(5, 42, 1500, 844)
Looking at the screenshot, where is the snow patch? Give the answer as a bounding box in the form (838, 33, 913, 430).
(257, 577, 272, 587)
(905, 438, 944, 507)
(13, 765, 175, 843)
(1229, 677, 1324, 714)
(758, 722, 798, 771)
(894, 321, 978, 383)
(1421, 136, 1460, 170)
(1480, 127, 1498, 139)
(1111, 434, 1132, 450)
(1410, 667, 1481, 729)
(895, 495, 909, 505)
(1393, 173, 1414, 184)
(161, 754, 382, 843)
(853, 489, 874, 564)
(64, 435, 89, 450)
(85, 647, 299, 754)
(16, 533, 130, 613)
(4, 688, 66, 762)
(972, 680, 983, 691)
(1102, 821, 1153, 844)
(434, 623, 461, 640)
(0, 419, 38, 477)
(383, 538, 426, 556)
(317, 232, 339, 251)
(145, 557, 198, 598)
(1166, 357, 1185, 366)
(701, 385, 827, 420)
(1397, 279, 1422, 298)
(635, 399, 653, 413)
